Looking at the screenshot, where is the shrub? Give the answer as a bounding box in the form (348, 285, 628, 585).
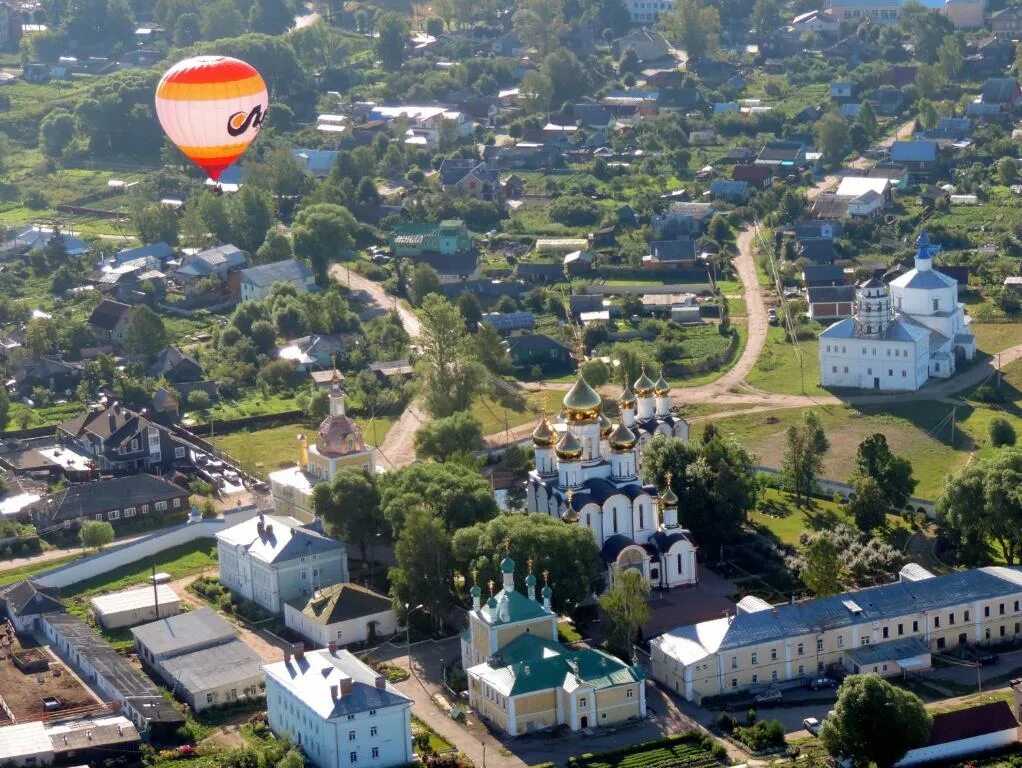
(187, 389, 211, 411)
(733, 719, 786, 751)
(716, 712, 737, 734)
(990, 416, 1017, 448)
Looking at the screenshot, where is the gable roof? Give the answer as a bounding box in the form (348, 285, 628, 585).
(289, 583, 393, 626)
(177, 245, 246, 278)
(215, 514, 343, 565)
(39, 474, 188, 524)
(148, 345, 201, 378)
(802, 264, 847, 284)
(292, 148, 338, 176)
(115, 242, 174, 264)
(648, 240, 696, 262)
(982, 77, 1020, 104)
(87, 300, 132, 331)
(414, 251, 479, 276)
(239, 259, 314, 288)
(1, 580, 63, 618)
(131, 606, 235, 657)
(890, 140, 938, 163)
(929, 701, 1018, 745)
(807, 285, 855, 303)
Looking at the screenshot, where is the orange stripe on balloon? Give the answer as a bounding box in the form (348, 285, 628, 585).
(178, 143, 250, 160)
(156, 76, 266, 101)
(165, 59, 259, 84)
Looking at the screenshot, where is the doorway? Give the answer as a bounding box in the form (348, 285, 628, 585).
(873, 377, 880, 390)
(580, 716, 588, 728)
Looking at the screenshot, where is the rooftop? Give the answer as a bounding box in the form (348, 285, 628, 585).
(0, 722, 51, 762)
(90, 584, 180, 617)
(288, 583, 393, 626)
(131, 606, 235, 658)
(240, 259, 314, 288)
(159, 638, 263, 694)
(215, 514, 343, 566)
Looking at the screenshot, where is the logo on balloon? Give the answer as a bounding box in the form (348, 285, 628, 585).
(227, 105, 266, 137)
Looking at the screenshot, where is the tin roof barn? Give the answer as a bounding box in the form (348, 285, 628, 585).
(89, 584, 182, 630)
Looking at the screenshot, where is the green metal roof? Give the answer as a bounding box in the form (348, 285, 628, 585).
(479, 588, 550, 624)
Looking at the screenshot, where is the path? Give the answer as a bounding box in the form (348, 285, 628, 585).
(0, 533, 149, 575)
(809, 119, 916, 200)
(330, 263, 420, 338)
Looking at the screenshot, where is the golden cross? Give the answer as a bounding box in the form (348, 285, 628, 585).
(566, 487, 574, 505)
(503, 536, 511, 555)
(666, 471, 673, 485)
(488, 579, 495, 596)
(543, 570, 550, 585)
(527, 558, 534, 574)
(471, 568, 478, 585)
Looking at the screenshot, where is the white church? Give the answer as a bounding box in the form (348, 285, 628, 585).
(818, 231, 976, 392)
(524, 369, 698, 591)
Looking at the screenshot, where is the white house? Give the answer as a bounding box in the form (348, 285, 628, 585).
(624, 0, 675, 23)
(90, 584, 182, 629)
(263, 646, 413, 768)
(894, 701, 1018, 767)
(819, 232, 975, 391)
(238, 259, 316, 302)
(216, 513, 349, 614)
(284, 583, 398, 649)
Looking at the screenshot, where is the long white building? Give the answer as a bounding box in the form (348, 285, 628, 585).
(818, 232, 975, 392)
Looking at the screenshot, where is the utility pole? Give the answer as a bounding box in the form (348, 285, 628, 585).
(152, 561, 160, 620)
(950, 406, 956, 446)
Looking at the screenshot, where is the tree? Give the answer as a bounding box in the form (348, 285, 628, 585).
(513, 0, 565, 54)
(856, 100, 877, 137)
(380, 462, 498, 535)
(255, 231, 293, 265)
(135, 203, 179, 245)
(413, 412, 485, 462)
(642, 434, 757, 554)
(599, 570, 650, 660)
(24, 317, 58, 358)
(519, 70, 553, 114)
(937, 449, 1022, 564)
(821, 675, 931, 768)
(313, 468, 384, 564)
(39, 109, 75, 157)
(173, 11, 201, 45)
(543, 50, 588, 109)
(452, 514, 603, 613)
(457, 291, 482, 330)
(936, 34, 964, 81)
(997, 157, 1019, 187)
(376, 12, 408, 71)
(814, 113, 849, 164)
(781, 411, 829, 505)
(249, 0, 293, 34)
(415, 295, 488, 417)
(199, 0, 245, 39)
(80, 520, 115, 551)
(389, 505, 452, 631)
(800, 536, 843, 597)
(408, 263, 442, 307)
(849, 476, 889, 533)
(751, 0, 780, 36)
(660, 0, 719, 61)
(123, 306, 168, 360)
(226, 186, 274, 254)
(187, 389, 211, 411)
(990, 417, 1017, 448)
(914, 65, 941, 101)
(852, 433, 916, 510)
(292, 203, 356, 282)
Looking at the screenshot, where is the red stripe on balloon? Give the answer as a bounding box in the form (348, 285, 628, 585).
(166, 59, 259, 85)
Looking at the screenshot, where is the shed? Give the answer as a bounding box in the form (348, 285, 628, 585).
(284, 583, 398, 648)
(89, 584, 182, 629)
(894, 701, 1019, 767)
(0, 721, 54, 767)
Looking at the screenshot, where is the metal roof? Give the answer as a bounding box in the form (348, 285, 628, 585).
(0, 722, 52, 762)
(131, 607, 234, 658)
(240, 259, 313, 288)
(90, 585, 180, 617)
(215, 514, 344, 566)
(889, 268, 956, 291)
(159, 638, 263, 694)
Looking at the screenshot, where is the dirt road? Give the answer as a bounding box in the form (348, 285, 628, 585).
(808, 118, 916, 200)
(330, 263, 420, 338)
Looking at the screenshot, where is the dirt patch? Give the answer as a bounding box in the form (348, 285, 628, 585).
(199, 723, 248, 751)
(0, 636, 100, 720)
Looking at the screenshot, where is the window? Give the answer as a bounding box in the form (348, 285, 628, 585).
(837, 636, 844, 648)
(131, 439, 139, 451)
(882, 627, 889, 639)
(867, 368, 872, 375)
(155, 501, 167, 512)
(372, 748, 379, 760)
(350, 753, 358, 764)
(844, 367, 849, 373)
(751, 674, 759, 684)
(902, 371, 907, 377)
(770, 648, 777, 661)
(347, 715, 356, 721)
(638, 506, 644, 529)
(206, 693, 214, 704)
(965, 610, 970, 621)
(175, 446, 186, 459)
(985, 606, 991, 617)
(337, 630, 343, 639)
(1002, 626, 1007, 637)
(934, 616, 940, 628)
(369, 710, 377, 716)
(108, 510, 120, 520)
(887, 349, 891, 357)
(888, 369, 893, 377)
(1016, 601, 1020, 612)
(832, 366, 838, 373)
(301, 571, 307, 581)
(731, 656, 737, 669)
(95, 514, 104, 521)
(949, 613, 955, 625)
(141, 505, 149, 514)
(797, 642, 804, 655)
(349, 731, 356, 742)
(627, 689, 634, 698)
(861, 637, 870, 646)
(933, 298, 939, 311)
(612, 509, 618, 533)
(1001, 603, 1007, 615)
(579, 697, 588, 707)
(677, 553, 682, 573)
(125, 506, 136, 518)
(817, 638, 824, 651)
(173, 498, 182, 509)
(913, 620, 919, 632)
(731, 679, 738, 689)
(771, 670, 778, 681)
(751, 652, 758, 665)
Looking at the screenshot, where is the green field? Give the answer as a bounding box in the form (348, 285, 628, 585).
(471, 390, 565, 437)
(211, 418, 395, 477)
(566, 734, 724, 768)
(746, 325, 825, 396)
(750, 488, 910, 548)
(0, 553, 84, 588)
(61, 539, 218, 598)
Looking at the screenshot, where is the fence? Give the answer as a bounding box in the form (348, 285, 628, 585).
(580, 282, 714, 295)
(33, 506, 260, 590)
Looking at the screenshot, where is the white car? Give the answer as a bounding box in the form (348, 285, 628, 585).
(803, 717, 821, 736)
(755, 688, 782, 704)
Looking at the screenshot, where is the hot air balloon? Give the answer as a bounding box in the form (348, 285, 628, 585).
(155, 56, 268, 194)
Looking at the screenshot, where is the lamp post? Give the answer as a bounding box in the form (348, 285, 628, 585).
(405, 603, 424, 679)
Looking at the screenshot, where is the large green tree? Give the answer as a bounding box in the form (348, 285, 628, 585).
(249, 0, 294, 34)
(821, 675, 931, 768)
(380, 461, 498, 535)
(660, 0, 719, 61)
(641, 433, 757, 554)
(800, 536, 843, 597)
(852, 433, 916, 510)
(227, 186, 274, 254)
(413, 412, 485, 463)
(39, 109, 75, 157)
(292, 203, 356, 282)
(814, 113, 850, 164)
(389, 505, 453, 631)
(135, 203, 180, 246)
(599, 570, 651, 660)
(781, 411, 829, 505)
(122, 306, 168, 360)
(312, 468, 384, 565)
(80, 520, 115, 551)
(452, 514, 603, 613)
(408, 263, 442, 307)
(848, 476, 889, 534)
(415, 295, 488, 417)
(375, 12, 408, 71)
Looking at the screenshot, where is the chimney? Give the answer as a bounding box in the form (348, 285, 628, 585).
(375, 675, 386, 689)
(284, 648, 292, 664)
(293, 642, 305, 661)
(340, 676, 354, 695)
(265, 523, 274, 536)
(330, 684, 339, 701)
(328, 640, 337, 653)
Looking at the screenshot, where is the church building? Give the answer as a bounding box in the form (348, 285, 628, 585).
(269, 375, 377, 521)
(524, 369, 698, 591)
(460, 555, 646, 735)
(818, 232, 976, 392)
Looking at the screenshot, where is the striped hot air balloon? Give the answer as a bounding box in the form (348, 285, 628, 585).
(155, 56, 268, 189)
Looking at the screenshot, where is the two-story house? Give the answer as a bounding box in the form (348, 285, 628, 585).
(239, 259, 316, 302)
(87, 299, 134, 346)
(216, 513, 349, 615)
(57, 403, 191, 472)
(31, 473, 190, 531)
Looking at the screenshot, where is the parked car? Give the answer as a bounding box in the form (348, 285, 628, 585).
(755, 687, 782, 704)
(802, 717, 821, 736)
(973, 650, 1000, 666)
(807, 676, 837, 690)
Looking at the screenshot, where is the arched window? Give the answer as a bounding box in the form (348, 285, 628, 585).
(612, 508, 618, 533)
(638, 505, 645, 529)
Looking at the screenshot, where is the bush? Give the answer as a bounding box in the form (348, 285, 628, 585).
(187, 389, 211, 411)
(716, 712, 737, 734)
(733, 719, 786, 752)
(990, 416, 1017, 448)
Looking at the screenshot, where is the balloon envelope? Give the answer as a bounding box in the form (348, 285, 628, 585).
(155, 56, 268, 182)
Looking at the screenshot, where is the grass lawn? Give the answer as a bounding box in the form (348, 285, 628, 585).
(211, 418, 395, 477)
(972, 323, 1022, 356)
(675, 325, 748, 389)
(566, 734, 723, 768)
(745, 326, 826, 396)
(0, 553, 84, 588)
(61, 539, 218, 598)
(750, 488, 911, 549)
(202, 392, 302, 423)
(471, 390, 565, 436)
(411, 715, 454, 753)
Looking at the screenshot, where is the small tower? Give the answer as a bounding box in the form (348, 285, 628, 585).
(487, 580, 497, 611)
(634, 367, 656, 421)
(328, 371, 345, 417)
(608, 422, 638, 481)
(660, 471, 679, 529)
(532, 415, 558, 477)
(541, 570, 553, 612)
(619, 382, 637, 428)
(297, 433, 309, 470)
(525, 559, 537, 601)
(561, 487, 579, 524)
(470, 569, 481, 611)
(654, 371, 671, 418)
(556, 430, 583, 489)
(856, 277, 891, 338)
(914, 230, 933, 273)
(500, 538, 516, 592)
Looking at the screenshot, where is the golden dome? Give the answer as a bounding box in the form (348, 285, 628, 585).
(315, 414, 366, 458)
(555, 430, 583, 461)
(609, 422, 637, 451)
(633, 368, 655, 397)
(562, 488, 579, 523)
(618, 384, 636, 408)
(532, 416, 556, 447)
(599, 412, 613, 437)
(563, 374, 602, 422)
(654, 372, 671, 396)
(661, 472, 679, 506)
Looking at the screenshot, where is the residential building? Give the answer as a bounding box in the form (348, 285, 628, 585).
(621, 0, 675, 25)
(978, 77, 1022, 115)
(755, 141, 806, 169)
(506, 334, 574, 373)
(292, 148, 339, 177)
(642, 240, 697, 269)
(263, 647, 413, 768)
(481, 311, 535, 334)
(732, 165, 774, 189)
(37, 612, 184, 737)
(148, 345, 202, 383)
(525, 371, 696, 591)
(285, 583, 398, 648)
(991, 6, 1022, 38)
(790, 9, 840, 34)
(174, 244, 247, 289)
(835, 176, 892, 203)
(802, 265, 849, 287)
(890, 141, 940, 179)
(411, 251, 481, 283)
(132, 607, 264, 712)
(808, 285, 856, 321)
(818, 232, 976, 391)
(651, 202, 714, 238)
(828, 0, 982, 27)
(58, 403, 192, 472)
(0, 716, 141, 768)
(278, 333, 353, 371)
(710, 180, 750, 203)
(31, 474, 190, 531)
(90, 584, 182, 629)
(388, 219, 472, 258)
(0, 580, 63, 633)
(651, 563, 1022, 703)
(799, 239, 839, 263)
(216, 513, 349, 614)
(114, 241, 174, 266)
(461, 556, 646, 734)
(895, 701, 1019, 767)
(87, 299, 134, 345)
(6, 226, 89, 256)
(438, 159, 502, 202)
(269, 379, 376, 521)
(239, 259, 316, 302)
